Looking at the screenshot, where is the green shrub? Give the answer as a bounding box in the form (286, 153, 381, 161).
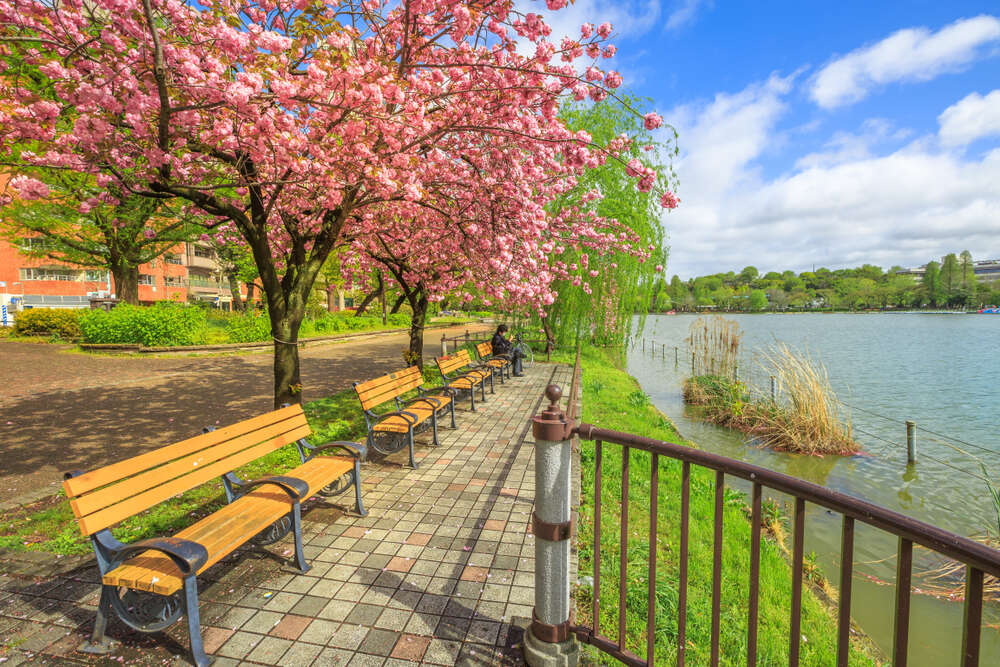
(224, 310, 272, 343)
(387, 313, 410, 327)
(79, 303, 207, 346)
(12, 308, 82, 338)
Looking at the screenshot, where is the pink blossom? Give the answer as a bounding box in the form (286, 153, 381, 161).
(602, 45, 617, 59)
(659, 191, 680, 209)
(143, 229, 156, 239)
(654, 264, 664, 273)
(605, 71, 622, 89)
(9, 176, 49, 200)
(546, 0, 568, 9)
(644, 112, 664, 130)
(596, 22, 613, 38)
(580, 23, 594, 38)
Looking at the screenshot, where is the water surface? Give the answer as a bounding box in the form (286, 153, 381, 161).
(628, 313, 1000, 665)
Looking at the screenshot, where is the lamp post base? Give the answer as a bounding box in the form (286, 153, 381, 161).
(523, 626, 579, 667)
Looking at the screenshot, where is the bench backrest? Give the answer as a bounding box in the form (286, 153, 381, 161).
(354, 366, 423, 412)
(63, 404, 311, 536)
(437, 349, 473, 376)
(475, 342, 493, 359)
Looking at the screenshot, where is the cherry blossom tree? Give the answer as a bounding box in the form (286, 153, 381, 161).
(0, 0, 674, 406)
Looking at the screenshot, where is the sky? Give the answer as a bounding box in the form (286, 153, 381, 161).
(532, 0, 1000, 278)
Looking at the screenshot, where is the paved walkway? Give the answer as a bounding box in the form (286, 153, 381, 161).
(0, 361, 576, 666)
(0, 323, 491, 508)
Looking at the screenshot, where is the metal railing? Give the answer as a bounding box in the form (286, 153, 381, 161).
(525, 380, 1000, 667)
(571, 423, 1000, 666)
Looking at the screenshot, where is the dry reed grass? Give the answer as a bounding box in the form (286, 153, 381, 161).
(683, 331, 860, 456)
(756, 343, 858, 456)
(687, 315, 742, 379)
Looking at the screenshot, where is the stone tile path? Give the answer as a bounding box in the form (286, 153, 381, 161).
(0, 361, 575, 666)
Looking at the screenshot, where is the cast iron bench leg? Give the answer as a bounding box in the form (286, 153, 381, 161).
(183, 576, 210, 667)
(291, 502, 311, 575)
(407, 426, 417, 468)
(352, 459, 368, 517)
(81, 586, 116, 655)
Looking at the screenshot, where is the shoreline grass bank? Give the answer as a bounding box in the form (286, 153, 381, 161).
(558, 345, 879, 664)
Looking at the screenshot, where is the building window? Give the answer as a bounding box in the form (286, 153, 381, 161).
(194, 246, 213, 259)
(164, 276, 185, 286)
(20, 237, 58, 251)
(20, 268, 80, 281)
(165, 254, 182, 265)
(84, 270, 105, 281)
(138, 274, 155, 286)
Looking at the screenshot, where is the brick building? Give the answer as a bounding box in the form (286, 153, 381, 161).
(0, 238, 244, 321)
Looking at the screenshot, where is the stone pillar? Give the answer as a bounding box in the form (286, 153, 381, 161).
(524, 385, 579, 667)
(441, 334, 448, 357)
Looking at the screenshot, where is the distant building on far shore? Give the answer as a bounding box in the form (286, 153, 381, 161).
(896, 259, 1000, 282)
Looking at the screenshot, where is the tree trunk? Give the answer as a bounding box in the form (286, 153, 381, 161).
(354, 274, 384, 316)
(270, 308, 305, 407)
(246, 282, 256, 306)
(406, 289, 429, 370)
(111, 263, 140, 305)
(227, 272, 244, 312)
(390, 293, 406, 314)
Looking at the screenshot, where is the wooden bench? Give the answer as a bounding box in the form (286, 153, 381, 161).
(353, 365, 456, 469)
(63, 404, 366, 667)
(475, 341, 512, 382)
(435, 349, 495, 411)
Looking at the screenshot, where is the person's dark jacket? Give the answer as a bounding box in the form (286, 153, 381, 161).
(491, 332, 512, 355)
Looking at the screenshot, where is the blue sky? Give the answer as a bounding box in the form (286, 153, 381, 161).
(533, 1, 1000, 278)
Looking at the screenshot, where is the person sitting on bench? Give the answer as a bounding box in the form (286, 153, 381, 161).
(491, 324, 525, 376)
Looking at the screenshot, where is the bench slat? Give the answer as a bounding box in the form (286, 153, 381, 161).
(76, 424, 312, 536)
(354, 366, 424, 411)
(103, 456, 354, 595)
(356, 377, 423, 411)
(353, 366, 421, 394)
(70, 412, 309, 520)
(437, 350, 472, 375)
(63, 405, 302, 498)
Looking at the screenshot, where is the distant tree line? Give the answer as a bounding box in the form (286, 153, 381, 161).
(651, 251, 1000, 312)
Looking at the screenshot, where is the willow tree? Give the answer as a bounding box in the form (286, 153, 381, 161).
(537, 96, 677, 347)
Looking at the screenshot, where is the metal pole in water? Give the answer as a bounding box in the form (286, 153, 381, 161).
(770, 375, 776, 402)
(691, 351, 696, 375)
(675, 346, 679, 366)
(906, 421, 916, 464)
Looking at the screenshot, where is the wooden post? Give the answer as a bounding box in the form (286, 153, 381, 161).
(441, 334, 448, 357)
(770, 375, 777, 402)
(906, 421, 916, 464)
(691, 351, 696, 375)
(675, 346, 679, 366)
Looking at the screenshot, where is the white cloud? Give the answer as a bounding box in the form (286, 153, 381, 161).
(664, 0, 708, 32)
(662, 83, 1000, 278)
(809, 15, 1000, 109)
(939, 89, 1000, 147)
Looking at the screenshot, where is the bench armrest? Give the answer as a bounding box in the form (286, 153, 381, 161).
(376, 410, 420, 425)
(112, 537, 208, 575)
(405, 396, 442, 410)
(307, 440, 368, 460)
(418, 385, 457, 397)
(240, 475, 309, 500)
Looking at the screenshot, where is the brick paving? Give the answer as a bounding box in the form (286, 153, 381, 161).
(0, 361, 576, 665)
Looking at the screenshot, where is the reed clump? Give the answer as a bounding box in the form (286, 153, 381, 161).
(687, 315, 742, 379)
(683, 337, 860, 456)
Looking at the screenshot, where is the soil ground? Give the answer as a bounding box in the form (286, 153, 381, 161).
(0, 322, 491, 508)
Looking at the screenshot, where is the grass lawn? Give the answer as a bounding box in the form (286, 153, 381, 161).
(552, 345, 880, 666)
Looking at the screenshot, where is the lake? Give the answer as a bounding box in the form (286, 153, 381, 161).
(628, 313, 1000, 665)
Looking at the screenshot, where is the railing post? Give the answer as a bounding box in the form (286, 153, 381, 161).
(525, 385, 579, 667)
(906, 421, 916, 464)
(441, 334, 448, 357)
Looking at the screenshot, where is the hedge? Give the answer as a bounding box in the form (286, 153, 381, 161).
(78, 303, 208, 346)
(12, 308, 82, 338)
